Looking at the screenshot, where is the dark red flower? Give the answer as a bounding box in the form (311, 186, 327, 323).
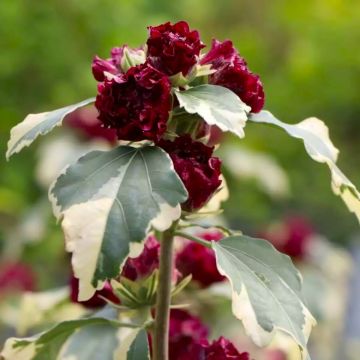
(65, 106, 117, 144)
(121, 235, 160, 281)
(169, 309, 209, 360)
(205, 337, 250, 360)
(158, 135, 222, 211)
(70, 276, 119, 309)
(201, 39, 264, 113)
(0, 262, 36, 294)
(210, 63, 264, 113)
(92, 45, 145, 81)
(166, 311, 250, 360)
(147, 21, 205, 76)
(95, 62, 171, 141)
(92, 55, 119, 82)
(121, 235, 179, 283)
(148, 310, 251, 359)
(176, 231, 225, 288)
(260, 216, 314, 260)
(200, 39, 245, 68)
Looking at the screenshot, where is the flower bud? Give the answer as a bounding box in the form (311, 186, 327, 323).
(92, 45, 145, 82)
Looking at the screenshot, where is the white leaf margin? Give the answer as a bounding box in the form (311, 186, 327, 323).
(60, 181, 182, 301)
(250, 110, 360, 223)
(174, 84, 251, 138)
(1, 322, 145, 360)
(6, 98, 95, 160)
(1, 310, 124, 360)
(49, 147, 186, 301)
(212, 240, 316, 360)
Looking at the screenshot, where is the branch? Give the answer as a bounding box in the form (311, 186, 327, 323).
(174, 231, 212, 249)
(178, 222, 238, 236)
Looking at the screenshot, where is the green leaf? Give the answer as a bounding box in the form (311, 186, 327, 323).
(250, 111, 360, 223)
(212, 235, 315, 359)
(1, 307, 149, 360)
(7, 287, 86, 336)
(57, 324, 119, 360)
(126, 329, 150, 360)
(49, 145, 188, 300)
(174, 84, 250, 138)
(171, 274, 192, 297)
(6, 98, 95, 160)
(1, 307, 124, 360)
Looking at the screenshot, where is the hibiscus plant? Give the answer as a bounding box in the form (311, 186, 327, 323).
(2, 21, 360, 360)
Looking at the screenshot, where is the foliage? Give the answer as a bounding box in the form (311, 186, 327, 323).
(1, 3, 360, 360)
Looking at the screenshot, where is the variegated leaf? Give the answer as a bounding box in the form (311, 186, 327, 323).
(212, 235, 315, 359)
(2, 287, 86, 336)
(1, 307, 149, 360)
(59, 323, 120, 360)
(174, 84, 250, 138)
(250, 111, 360, 223)
(6, 98, 95, 160)
(49, 145, 188, 300)
(125, 329, 150, 360)
(1, 307, 122, 360)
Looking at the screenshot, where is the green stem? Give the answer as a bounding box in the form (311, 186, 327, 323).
(177, 223, 236, 236)
(153, 224, 177, 360)
(174, 231, 212, 249)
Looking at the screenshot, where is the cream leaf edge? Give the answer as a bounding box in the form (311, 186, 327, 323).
(175, 85, 250, 138)
(213, 241, 316, 360)
(49, 156, 184, 301)
(250, 111, 360, 224)
(6, 98, 95, 160)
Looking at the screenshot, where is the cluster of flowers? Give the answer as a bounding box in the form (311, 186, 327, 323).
(91, 21, 264, 211)
(70, 231, 250, 359)
(67, 21, 267, 358)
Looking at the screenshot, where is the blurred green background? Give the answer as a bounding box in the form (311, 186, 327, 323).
(1, 0, 360, 289)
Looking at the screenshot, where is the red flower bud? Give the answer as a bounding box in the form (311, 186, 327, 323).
(92, 45, 145, 81)
(200, 39, 245, 68)
(92, 55, 119, 82)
